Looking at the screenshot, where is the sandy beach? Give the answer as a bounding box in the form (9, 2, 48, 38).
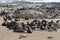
(0, 17, 60, 40)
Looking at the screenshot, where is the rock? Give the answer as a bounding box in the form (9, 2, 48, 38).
(20, 34, 27, 38)
(19, 34, 27, 39)
(47, 36, 53, 39)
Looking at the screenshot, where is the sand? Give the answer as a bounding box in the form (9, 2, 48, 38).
(0, 17, 60, 40)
